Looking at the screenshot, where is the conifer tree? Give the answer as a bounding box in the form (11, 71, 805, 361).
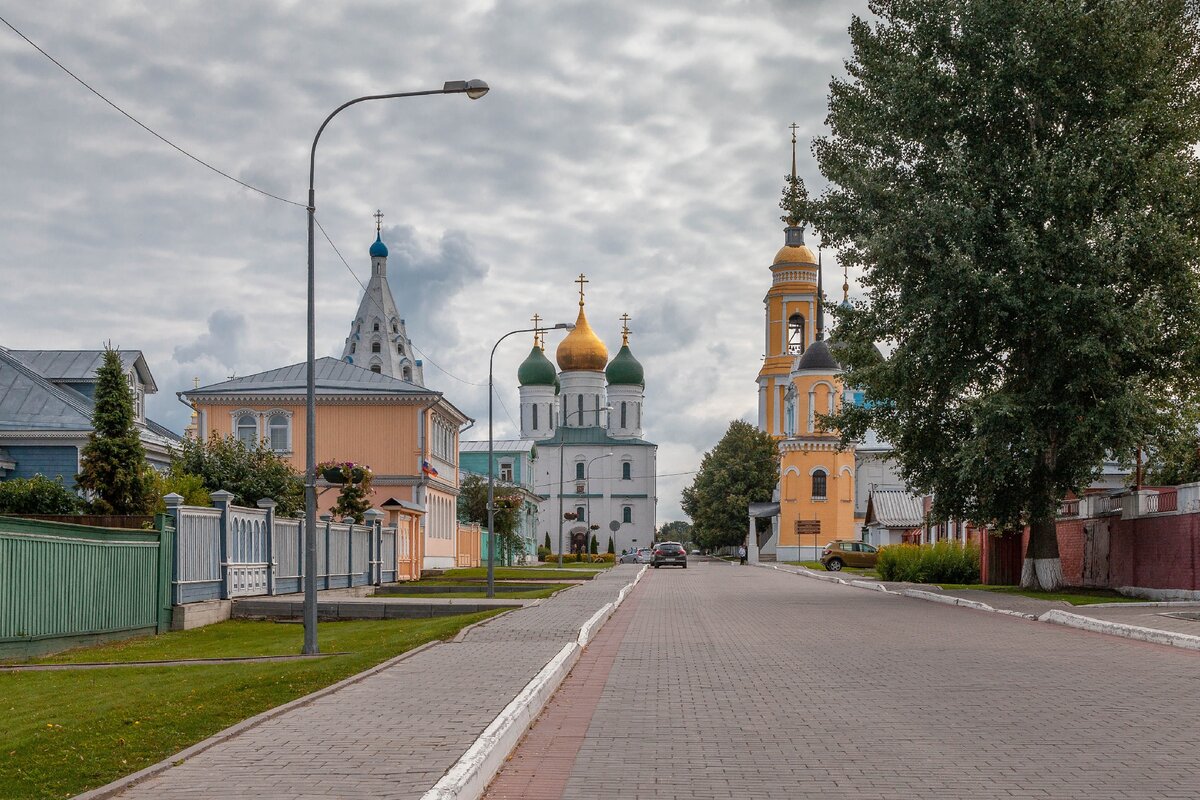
(76, 347, 153, 514)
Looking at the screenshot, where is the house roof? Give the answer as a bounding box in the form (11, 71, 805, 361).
(533, 426, 656, 447)
(460, 439, 536, 454)
(186, 357, 436, 398)
(0, 349, 96, 431)
(864, 488, 925, 528)
(7, 349, 158, 393)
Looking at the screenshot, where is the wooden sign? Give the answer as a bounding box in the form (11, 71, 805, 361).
(795, 520, 821, 534)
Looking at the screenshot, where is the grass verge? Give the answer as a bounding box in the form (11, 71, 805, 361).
(936, 584, 1144, 605)
(376, 584, 571, 599)
(0, 612, 502, 799)
(436, 567, 607, 581)
(784, 560, 879, 577)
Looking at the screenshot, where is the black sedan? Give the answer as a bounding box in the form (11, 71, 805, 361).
(651, 542, 688, 569)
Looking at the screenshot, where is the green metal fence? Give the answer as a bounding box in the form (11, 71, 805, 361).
(0, 515, 173, 659)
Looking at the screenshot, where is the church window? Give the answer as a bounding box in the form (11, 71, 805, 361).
(532, 404, 539, 429)
(576, 506, 585, 522)
(788, 314, 806, 355)
(812, 469, 828, 499)
(373, 321, 380, 332)
(622, 461, 631, 480)
(623, 506, 633, 523)
(576, 462, 585, 480)
(268, 413, 290, 452)
(403, 366, 412, 381)
(636, 403, 641, 429)
(397, 343, 404, 354)
(621, 402, 627, 429)
(350, 342, 356, 354)
(391, 321, 398, 333)
(236, 415, 258, 448)
(370, 365, 381, 374)
(577, 394, 583, 421)
(371, 341, 381, 353)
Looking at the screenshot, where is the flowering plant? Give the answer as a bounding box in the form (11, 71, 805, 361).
(317, 460, 371, 485)
(318, 459, 375, 523)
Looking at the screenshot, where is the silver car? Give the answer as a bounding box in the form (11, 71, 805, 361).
(635, 548, 653, 564)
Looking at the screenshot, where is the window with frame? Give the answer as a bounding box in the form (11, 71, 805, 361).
(371, 341, 381, 353)
(397, 343, 404, 354)
(373, 321, 380, 332)
(350, 342, 356, 354)
(621, 402, 627, 428)
(402, 366, 412, 381)
(267, 413, 290, 452)
(811, 469, 828, 499)
(499, 461, 513, 482)
(532, 404, 539, 429)
(576, 506, 585, 522)
(622, 506, 632, 523)
(236, 414, 258, 448)
(575, 462, 585, 480)
(370, 365, 381, 374)
(622, 461, 631, 480)
(788, 313, 806, 355)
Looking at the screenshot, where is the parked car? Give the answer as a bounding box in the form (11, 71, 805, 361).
(617, 551, 639, 564)
(652, 542, 688, 569)
(636, 548, 653, 563)
(820, 540, 879, 571)
(690, 549, 700, 555)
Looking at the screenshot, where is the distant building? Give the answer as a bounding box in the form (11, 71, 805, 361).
(0, 348, 178, 484)
(459, 439, 540, 560)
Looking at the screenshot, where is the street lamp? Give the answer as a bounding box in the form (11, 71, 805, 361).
(488, 323, 573, 598)
(557, 405, 612, 566)
(303, 79, 489, 655)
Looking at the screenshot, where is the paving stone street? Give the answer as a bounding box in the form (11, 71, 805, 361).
(487, 559, 1200, 799)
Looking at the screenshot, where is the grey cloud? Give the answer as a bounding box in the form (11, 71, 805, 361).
(174, 310, 247, 367)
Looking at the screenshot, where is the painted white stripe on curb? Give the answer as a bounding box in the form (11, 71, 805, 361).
(421, 564, 646, 800)
(1038, 609, 1200, 651)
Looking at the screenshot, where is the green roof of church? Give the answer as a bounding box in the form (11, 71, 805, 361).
(517, 346, 557, 387)
(605, 344, 644, 386)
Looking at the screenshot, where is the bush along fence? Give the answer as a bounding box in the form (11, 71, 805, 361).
(0, 515, 174, 659)
(165, 491, 405, 605)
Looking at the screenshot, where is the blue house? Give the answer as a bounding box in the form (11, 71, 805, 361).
(459, 439, 541, 559)
(0, 348, 179, 485)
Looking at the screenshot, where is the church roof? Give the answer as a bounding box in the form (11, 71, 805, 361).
(7, 349, 158, 392)
(517, 345, 557, 387)
(605, 344, 644, 386)
(534, 425, 656, 447)
(369, 233, 388, 258)
(556, 305, 608, 372)
(864, 489, 925, 528)
(794, 340, 840, 372)
(187, 357, 434, 398)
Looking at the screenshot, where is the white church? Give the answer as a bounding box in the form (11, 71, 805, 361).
(518, 277, 658, 556)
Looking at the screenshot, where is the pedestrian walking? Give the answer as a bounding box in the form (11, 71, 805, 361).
(738, 544, 747, 565)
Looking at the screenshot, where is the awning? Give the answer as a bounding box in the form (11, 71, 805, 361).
(748, 502, 780, 518)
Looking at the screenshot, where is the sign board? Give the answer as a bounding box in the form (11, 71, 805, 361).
(608, 520, 621, 532)
(795, 520, 821, 535)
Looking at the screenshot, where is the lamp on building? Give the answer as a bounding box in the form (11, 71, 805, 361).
(302, 80, 489, 656)
(487, 322, 573, 598)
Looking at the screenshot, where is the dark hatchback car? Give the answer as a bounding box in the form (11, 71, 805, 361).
(652, 542, 688, 569)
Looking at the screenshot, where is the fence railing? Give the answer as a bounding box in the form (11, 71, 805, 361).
(164, 492, 412, 605)
(1144, 489, 1178, 514)
(1058, 499, 1080, 517)
(1093, 494, 1123, 515)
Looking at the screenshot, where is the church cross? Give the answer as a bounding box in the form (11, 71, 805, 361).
(620, 313, 631, 345)
(374, 209, 384, 233)
(789, 122, 799, 141)
(575, 273, 588, 306)
(530, 313, 543, 346)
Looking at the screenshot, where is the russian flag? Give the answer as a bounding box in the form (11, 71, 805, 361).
(421, 460, 439, 477)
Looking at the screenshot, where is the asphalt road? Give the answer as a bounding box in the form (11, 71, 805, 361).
(486, 558, 1200, 799)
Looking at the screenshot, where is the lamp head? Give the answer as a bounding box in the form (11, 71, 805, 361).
(443, 79, 490, 100)
(553, 322, 575, 330)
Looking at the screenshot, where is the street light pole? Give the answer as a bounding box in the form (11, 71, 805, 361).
(488, 323, 572, 599)
(557, 406, 612, 566)
(303, 79, 489, 655)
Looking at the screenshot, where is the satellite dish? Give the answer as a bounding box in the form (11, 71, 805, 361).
(608, 520, 621, 532)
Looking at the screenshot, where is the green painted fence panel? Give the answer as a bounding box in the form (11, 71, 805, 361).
(0, 516, 173, 658)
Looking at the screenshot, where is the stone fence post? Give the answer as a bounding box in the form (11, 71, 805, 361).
(210, 490, 235, 600)
(163, 493, 184, 605)
(365, 508, 384, 585)
(257, 498, 277, 595)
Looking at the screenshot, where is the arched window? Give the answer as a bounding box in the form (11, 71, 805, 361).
(620, 402, 627, 428)
(577, 394, 583, 420)
(370, 365, 382, 374)
(532, 404, 539, 429)
(402, 366, 412, 381)
(397, 343, 404, 354)
(812, 469, 828, 499)
(623, 506, 632, 523)
(350, 342, 356, 354)
(268, 413, 290, 452)
(575, 462, 585, 480)
(788, 313, 806, 355)
(622, 461, 631, 480)
(371, 341, 381, 353)
(391, 321, 399, 333)
(576, 506, 585, 522)
(236, 415, 258, 447)
(372, 321, 380, 332)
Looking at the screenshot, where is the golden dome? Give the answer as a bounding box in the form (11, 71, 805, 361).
(773, 244, 818, 266)
(556, 304, 608, 371)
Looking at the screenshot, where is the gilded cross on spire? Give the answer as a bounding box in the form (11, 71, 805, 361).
(789, 122, 799, 181)
(843, 262, 850, 303)
(575, 273, 589, 307)
(530, 312, 543, 347)
(374, 209, 384, 233)
(620, 312, 631, 346)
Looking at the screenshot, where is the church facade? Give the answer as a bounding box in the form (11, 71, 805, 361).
(514, 280, 658, 556)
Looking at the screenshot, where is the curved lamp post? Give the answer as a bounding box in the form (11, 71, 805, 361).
(557, 405, 612, 567)
(487, 323, 573, 598)
(303, 79, 489, 655)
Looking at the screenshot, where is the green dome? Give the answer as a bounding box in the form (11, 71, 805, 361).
(518, 346, 557, 387)
(606, 344, 644, 386)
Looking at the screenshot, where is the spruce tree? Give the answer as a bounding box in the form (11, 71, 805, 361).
(76, 347, 153, 514)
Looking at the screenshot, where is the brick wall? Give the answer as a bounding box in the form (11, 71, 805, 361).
(1054, 512, 1200, 591)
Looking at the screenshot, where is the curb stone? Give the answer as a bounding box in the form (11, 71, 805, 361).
(1038, 609, 1200, 651)
(420, 564, 648, 800)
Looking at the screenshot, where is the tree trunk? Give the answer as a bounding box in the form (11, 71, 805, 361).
(1020, 515, 1063, 590)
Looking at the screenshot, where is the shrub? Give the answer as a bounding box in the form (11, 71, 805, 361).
(0, 475, 80, 514)
(536, 545, 551, 562)
(876, 541, 980, 584)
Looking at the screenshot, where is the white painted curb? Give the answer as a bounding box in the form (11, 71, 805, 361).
(421, 564, 646, 800)
(1038, 609, 1200, 652)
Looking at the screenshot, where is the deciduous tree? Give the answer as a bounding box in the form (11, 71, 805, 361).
(682, 420, 779, 551)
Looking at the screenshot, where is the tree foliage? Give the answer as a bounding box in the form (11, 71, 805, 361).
(657, 520, 694, 543)
(811, 0, 1200, 588)
(0, 475, 81, 514)
(75, 348, 153, 514)
(1145, 402, 1200, 486)
(171, 434, 304, 516)
(681, 420, 779, 550)
(457, 473, 524, 555)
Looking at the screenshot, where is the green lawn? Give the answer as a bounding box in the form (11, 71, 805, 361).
(436, 566, 608, 581)
(0, 613, 501, 799)
(784, 560, 879, 577)
(376, 583, 572, 599)
(936, 584, 1144, 606)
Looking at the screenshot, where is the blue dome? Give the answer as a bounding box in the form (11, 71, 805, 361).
(369, 233, 388, 258)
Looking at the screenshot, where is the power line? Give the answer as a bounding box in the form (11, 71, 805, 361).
(0, 13, 305, 209)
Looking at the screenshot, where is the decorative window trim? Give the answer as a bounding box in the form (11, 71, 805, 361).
(231, 409, 260, 447)
(264, 409, 293, 453)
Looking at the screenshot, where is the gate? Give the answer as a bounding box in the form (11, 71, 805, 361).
(228, 510, 269, 596)
(1082, 519, 1110, 587)
(986, 531, 1023, 585)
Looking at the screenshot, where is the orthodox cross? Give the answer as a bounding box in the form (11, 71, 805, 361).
(530, 312, 543, 346)
(620, 312, 631, 345)
(374, 209, 384, 233)
(575, 273, 588, 306)
(843, 262, 850, 303)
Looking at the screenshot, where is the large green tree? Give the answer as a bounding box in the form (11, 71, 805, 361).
(75, 347, 154, 514)
(457, 473, 524, 558)
(811, 0, 1200, 589)
(171, 434, 304, 516)
(682, 420, 779, 550)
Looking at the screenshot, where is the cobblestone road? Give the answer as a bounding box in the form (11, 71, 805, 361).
(488, 559, 1200, 799)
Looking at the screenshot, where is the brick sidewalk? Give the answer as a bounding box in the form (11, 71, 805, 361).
(104, 566, 641, 800)
(487, 559, 1200, 799)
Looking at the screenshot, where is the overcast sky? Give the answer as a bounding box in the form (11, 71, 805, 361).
(0, 0, 870, 523)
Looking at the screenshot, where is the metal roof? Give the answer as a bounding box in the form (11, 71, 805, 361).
(460, 439, 536, 453)
(7, 349, 157, 392)
(864, 488, 925, 528)
(0, 350, 95, 431)
(794, 339, 840, 372)
(185, 357, 436, 398)
(533, 425, 656, 447)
